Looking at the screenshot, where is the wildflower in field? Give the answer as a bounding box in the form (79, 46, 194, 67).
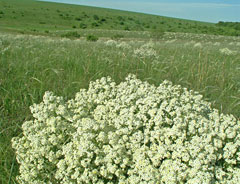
(133, 42, 158, 59)
(194, 42, 202, 48)
(219, 48, 236, 55)
(141, 41, 155, 49)
(116, 41, 131, 50)
(134, 47, 157, 59)
(12, 74, 240, 184)
(105, 39, 117, 47)
(1, 46, 10, 54)
(60, 37, 71, 42)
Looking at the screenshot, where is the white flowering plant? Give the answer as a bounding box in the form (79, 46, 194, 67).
(219, 48, 236, 55)
(105, 39, 117, 47)
(12, 74, 240, 184)
(116, 42, 131, 50)
(133, 42, 158, 59)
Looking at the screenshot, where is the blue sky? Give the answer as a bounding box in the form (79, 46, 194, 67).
(39, 0, 240, 23)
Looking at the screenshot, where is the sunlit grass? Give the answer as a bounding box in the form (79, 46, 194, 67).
(0, 31, 240, 183)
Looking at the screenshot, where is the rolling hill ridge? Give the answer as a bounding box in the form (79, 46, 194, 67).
(0, 0, 239, 36)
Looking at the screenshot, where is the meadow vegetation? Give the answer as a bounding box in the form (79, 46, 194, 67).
(0, 0, 239, 36)
(0, 0, 240, 183)
(11, 76, 240, 183)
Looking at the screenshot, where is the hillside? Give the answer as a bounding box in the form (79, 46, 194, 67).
(1, 0, 240, 183)
(0, 0, 239, 36)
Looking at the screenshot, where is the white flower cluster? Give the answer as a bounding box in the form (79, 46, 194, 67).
(134, 42, 158, 59)
(105, 39, 117, 47)
(194, 42, 203, 48)
(116, 42, 131, 50)
(214, 42, 221, 46)
(104, 40, 130, 50)
(219, 48, 236, 55)
(12, 74, 240, 184)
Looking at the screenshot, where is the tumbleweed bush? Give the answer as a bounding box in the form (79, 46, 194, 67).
(12, 74, 240, 184)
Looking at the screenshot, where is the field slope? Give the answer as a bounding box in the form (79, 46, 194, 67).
(0, 0, 239, 36)
(0, 0, 240, 183)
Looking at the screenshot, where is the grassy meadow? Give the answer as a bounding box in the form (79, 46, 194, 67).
(1, 0, 240, 183)
(1, 0, 239, 36)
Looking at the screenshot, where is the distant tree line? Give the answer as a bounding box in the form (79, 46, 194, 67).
(217, 21, 240, 30)
(216, 21, 240, 36)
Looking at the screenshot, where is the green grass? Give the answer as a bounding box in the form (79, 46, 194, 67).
(1, 31, 240, 183)
(0, 0, 240, 183)
(0, 0, 239, 36)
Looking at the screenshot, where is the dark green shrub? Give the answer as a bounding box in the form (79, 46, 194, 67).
(61, 31, 80, 39)
(82, 12, 89, 18)
(86, 35, 98, 42)
(93, 14, 99, 20)
(145, 24, 150, 28)
(101, 18, 106, 22)
(75, 17, 82, 21)
(91, 22, 99, 27)
(124, 26, 130, 31)
(117, 16, 124, 21)
(79, 23, 87, 29)
(152, 25, 157, 29)
(128, 17, 134, 21)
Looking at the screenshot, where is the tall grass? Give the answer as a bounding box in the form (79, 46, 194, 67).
(0, 32, 240, 183)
